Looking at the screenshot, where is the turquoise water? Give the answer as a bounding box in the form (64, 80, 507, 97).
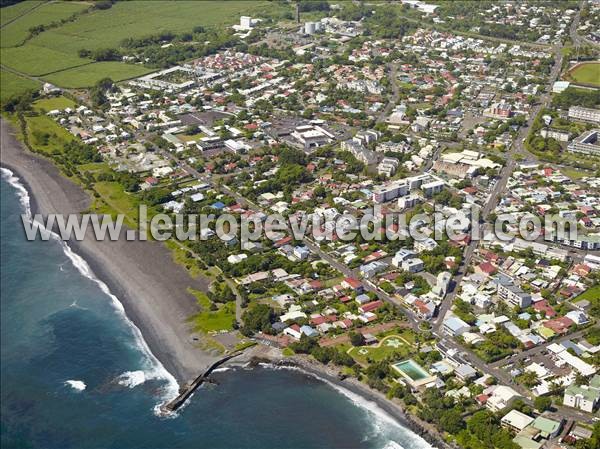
(392, 360, 429, 381)
(0, 169, 434, 449)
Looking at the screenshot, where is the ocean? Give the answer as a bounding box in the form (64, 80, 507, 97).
(0, 169, 434, 449)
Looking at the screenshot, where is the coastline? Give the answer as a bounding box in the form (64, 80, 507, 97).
(227, 346, 455, 449)
(0, 118, 220, 387)
(2, 116, 450, 447)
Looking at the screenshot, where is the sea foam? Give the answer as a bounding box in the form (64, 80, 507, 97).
(1, 168, 180, 415)
(117, 370, 148, 388)
(65, 380, 86, 391)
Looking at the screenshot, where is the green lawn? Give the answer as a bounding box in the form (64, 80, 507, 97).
(29, 1, 277, 54)
(189, 289, 236, 333)
(573, 285, 600, 302)
(32, 96, 76, 113)
(1, 1, 89, 47)
(92, 181, 141, 227)
(176, 132, 206, 143)
(43, 62, 152, 88)
(567, 62, 600, 87)
(1, 1, 287, 87)
(0, 69, 40, 102)
(348, 334, 413, 365)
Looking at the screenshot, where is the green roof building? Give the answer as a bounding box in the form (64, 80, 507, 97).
(531, 416, 562, 439)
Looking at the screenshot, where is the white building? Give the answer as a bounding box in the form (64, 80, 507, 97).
(563, 378, 600, 413)
(568, 106, 600, 124)
(494, 274, 531, 309)
(292, 125, 334, 150)
(501, 410, 534, 432)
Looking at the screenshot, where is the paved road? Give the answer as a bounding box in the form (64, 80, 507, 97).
(377, 62, 399, 123)
(158, 148, 426, 330)
(432, 41, 566, 333)
(489, 328, 594, 369)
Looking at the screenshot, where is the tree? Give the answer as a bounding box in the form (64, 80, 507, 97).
(534, 396, 552, 412)
(240, 304, 275, 336)
(349, 331, 365, 347)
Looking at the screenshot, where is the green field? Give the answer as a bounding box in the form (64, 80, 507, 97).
(43, 62, 152, 88)
(573, 285, 600, 302)
(567, 62, 600, 87)
(1, 1, 89, 47)
(0, 1, 44, 27)
(0, 0, 281, 88)
(32, 96, 76, 112)
(24, 114, 76, 154)
(1, 45, 91, 76)
(0, 69, 40, 102)
(189, 289, 236, 333)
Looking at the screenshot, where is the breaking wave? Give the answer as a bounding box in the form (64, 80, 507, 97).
(2, 167, 180, 415)
(65, 380, 86, 392)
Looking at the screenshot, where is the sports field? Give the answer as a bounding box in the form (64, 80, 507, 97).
(566, 62, 600, 87)
(0, 1, 282, 88)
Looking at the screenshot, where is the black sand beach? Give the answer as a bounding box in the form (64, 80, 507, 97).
(1, 119, 220, 385)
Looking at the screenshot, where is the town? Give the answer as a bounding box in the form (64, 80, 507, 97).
(2, 1, 599, 449)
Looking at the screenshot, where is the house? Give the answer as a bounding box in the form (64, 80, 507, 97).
(563, 378, 600, 413)
(392, 249, 416, 267)
(530, 416, 562, 439)
(342, 277, 364, 293)
(443, 316, 471, 336)
(414, 237, 438, 253)
(359, 300, 384, 314)
(283, 324, 302, 340)
(355, 294, 371, 305)
(413, 299, 436, 320)
(486, 385, 520, 412)
(300, 325, 319, 338)
(402, 258, 424, 273)
(293, 246, 310, 260)
(501, 409, 534, 432)
(542, 316, 574, 335)
(455, 363, 477, 381)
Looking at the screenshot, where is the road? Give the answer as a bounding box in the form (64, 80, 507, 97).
(377, 62, 399, 123)
(488, 327, 594, 369)
(151, 8, 596, 422)
(432, 41, 566, 333)
(156, 147, 426, 330)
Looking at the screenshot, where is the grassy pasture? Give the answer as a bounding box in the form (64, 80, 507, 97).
(28, 1, 274, 54)
(189, 289, 236, 333)
(1, 1, 89, 47)
(43, 62, 152, 88)
(0, 1, 44, 27)
(1, 44, 91, 75)
(24, 114, 76, 155)
(1, 1, 279, 87)
(0, 69, 40, 102)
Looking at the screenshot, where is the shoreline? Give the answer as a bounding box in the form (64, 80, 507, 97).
(0, 118, 220, 387)
(226, 346, 455, 449)
(2, 117, 451, 448)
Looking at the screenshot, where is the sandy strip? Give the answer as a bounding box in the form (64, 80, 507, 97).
(1, 119, 220, 385)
